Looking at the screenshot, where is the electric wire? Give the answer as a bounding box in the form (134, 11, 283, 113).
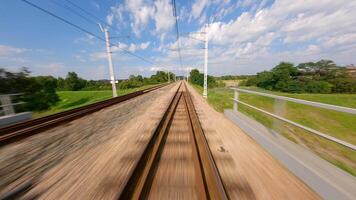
(21, 0, 155, 65)
(63, 0, 111, 28)
(50, 0, 98, 25)
(171, 0, 183, 69)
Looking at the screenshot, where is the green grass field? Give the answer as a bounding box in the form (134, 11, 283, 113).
(34, 84, 158, 118)
(192, 84, 356, 176)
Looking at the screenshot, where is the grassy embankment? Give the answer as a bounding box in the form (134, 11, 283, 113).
(34, 84, 158, 118)
(192, 84, 356, 176)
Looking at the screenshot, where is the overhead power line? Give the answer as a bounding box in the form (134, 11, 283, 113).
(50, 0, 98, 25)
(21, 0, 155, 65)
(171, 0, 183, 69)
(63, 0, 111, 28)
(53, 0, 133, 42)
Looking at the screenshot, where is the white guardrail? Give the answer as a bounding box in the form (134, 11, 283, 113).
(0, 93, 24, 116)
(231, 88, 356, 151)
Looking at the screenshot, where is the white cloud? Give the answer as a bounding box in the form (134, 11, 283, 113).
(0, 45, 27, 57)
(322, 33, 356, 48)
(128, 42, 150, 52)
(101, 0, 356, 76)
(140, 41, 150, 49)
(91, 1, 100, 10)
(106, 14, 114, 26)
(125, 0, 155, 36)
(202, 0, 356, 72)
(34, 63, 65, 75)
(153, 0, 175, 33)
(90, 52, 106, 60)
(74, 34, 96, 45)
(75, 55, 86, 62)
(149, 66, 164, 71)
(191, 0, 208, 19)
(306, 45, 320, 54)
(208, 0, 356, 45)
(90, 41, 150, 61)
(107, 0, 174, 37)
(107, 4, 125, 25)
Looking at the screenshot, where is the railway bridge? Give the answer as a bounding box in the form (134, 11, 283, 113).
(0, 81, 355, 200)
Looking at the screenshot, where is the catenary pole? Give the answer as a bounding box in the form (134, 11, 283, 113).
(168, 71, 170, 82)
(203, 24, 209, 98)
(99, 24, 118, 97)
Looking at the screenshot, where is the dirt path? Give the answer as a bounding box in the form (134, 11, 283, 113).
(186, 83, 320, 200)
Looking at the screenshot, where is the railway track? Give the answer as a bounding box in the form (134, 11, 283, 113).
(0, 84, 168, 146)
(119, 82, 228, 200)
(0, 82, 228, 199)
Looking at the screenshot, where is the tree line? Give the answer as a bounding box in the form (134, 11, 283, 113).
(189, 69, 225, 88)
(242, 60, 356, 93)
(0, 68, 175, 111)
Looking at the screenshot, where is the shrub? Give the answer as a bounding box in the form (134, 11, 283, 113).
(284, 80, 305, 93)
(330, 78, 356, 93)
(305, 81, 332, 93)
(189, 69, 220, 88)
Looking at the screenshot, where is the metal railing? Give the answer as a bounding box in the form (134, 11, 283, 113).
(0, 93, 25, 116)
(231, 88, 356, 151)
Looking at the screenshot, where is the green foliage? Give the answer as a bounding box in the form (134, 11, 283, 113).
(0, 68, 59, 111)
(246, 59, 356, 94)
(330, 78, 356, 93)
(304, 81, 332, 93)
(119, 75, 144, 89)
(216, 75, 254, 80)
(118, 71, 174, 90)
(81, 80, 111, 91)
(34, 85, 157, 118)
(56, 70, 175, 91)
(189, 69, 220, 88)
(62, 72, 86, 91)
(149, 71, 174, 83)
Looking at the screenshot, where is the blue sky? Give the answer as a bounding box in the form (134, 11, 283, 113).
(1, 0, 356, 80)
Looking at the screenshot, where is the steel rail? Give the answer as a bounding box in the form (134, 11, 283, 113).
(0, 84, 168, 146)
(119, 82, 228, 199)
(184, 84, 229, 200)
(118, 83, 183, 199)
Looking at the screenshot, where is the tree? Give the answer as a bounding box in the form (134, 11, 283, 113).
(272, 62, 298, 91)
(297, 59, 339, 79)
(189, 69, 203, 86)
(64, 72, 86, 91)
(244, 59, 356, 94)
(0, 68, 59, 111)
(150, 71, 174, 83)
(189, 69, 219, 88)
(57, 77, 66, 90)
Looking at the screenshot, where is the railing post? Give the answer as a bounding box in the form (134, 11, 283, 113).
(233, 89, 239, 112)
(0, 95, 15, 115)
(273, 99, 286, 131)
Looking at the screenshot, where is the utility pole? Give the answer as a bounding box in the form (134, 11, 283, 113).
(98, 23, 118, 97)
(167, 71, 170, 82)
(203, 24, 209, 98)
(186, 67, 190, 82)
